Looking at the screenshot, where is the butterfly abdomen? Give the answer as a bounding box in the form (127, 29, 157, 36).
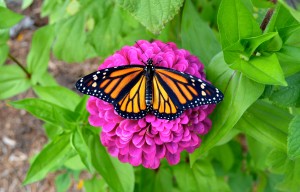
(145, 66, 154, 110)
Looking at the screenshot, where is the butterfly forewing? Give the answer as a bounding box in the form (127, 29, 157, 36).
(75, 65, 148, 119)
(154, 67, 224, 112)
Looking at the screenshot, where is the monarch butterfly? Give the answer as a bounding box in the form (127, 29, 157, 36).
(75, 57, 224, 120)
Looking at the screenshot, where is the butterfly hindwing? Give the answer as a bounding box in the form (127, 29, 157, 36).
(154, 67, 224, 113)
(75, 65, 148, 119)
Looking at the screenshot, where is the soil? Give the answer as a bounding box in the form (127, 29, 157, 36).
(0, 1, 99, 191)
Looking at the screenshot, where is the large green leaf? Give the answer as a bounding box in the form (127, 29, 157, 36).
(235, 100, 292, 151)
(87, 131, 134, 192)
(218, 0, 261, 49)
(11, 98, 78, 128)
(267, 150, 300, 191)
(190, 53, 264, 165)
(23, 133, 76, 184)
(116, 0, 184, 34)
(181, 0, 221, 65)
(33, 86, 81, 111)
(277, 46, 300, 76)
(71, 128, 93, 171)
(53, 11, 96, 62)
(173, 160, 229, 192)
(0, 7, 23, 28)
(27, 25, 55, 84)
(269, 72, 300, 107)
(288, 115, 300, 160)
(278, 0, 300, 23)
(84, 177, 107, 192)
(55, 172, 72, 192)
(0, 65, 31, 100)
(230, 54, 287, 86)
(138, 167, 173, 192)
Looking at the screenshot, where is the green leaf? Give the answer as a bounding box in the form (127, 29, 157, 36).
(0, 65, 31, 100)
(173, 160, 219, 191)
(88, 1, 124, 57)
(288, 115, 300, 160)
(116, 0, 184, 34)
(228, 172, 253, 192)
(27, 25, 55, 84)
(265, 3, 299, 33)
(266, 150, 300, 191)
(210, 144, 234, 171)
(0, 7, 24, 29)
(64, 154, 86, 170)
(218, 0, 261, 49)
(139, 167, 173, 192)
(38, 71, 58, 86)
(231, 54, 287, 86)
(53, 13, 96, 62)
(0, 0, 6, 7)
(235, 100, 292, 151)
(190, 53, 265, 165)
(71, 128, 93, 171)
(55, 172, 71, 192)
(22, 0, 33, 9)
(10, 98, 78, 128)
(270, 72, 300, 107)
(247, 136, 271, 171)
(181, 0, 221, 65)
(74, 95, 89, 122)
(84, 177, 107, 192)
(277, 46, 300, 76)
(43, 122, 63, 140)
(33, 86, 81, 111)
(266, 150, 289, 174)
(23, 133, 76, 184)
(88, 131, 134, 192)
(223, 32, 278, 64)
(0, 44, 8, 65)
(278, 0, 300, 22)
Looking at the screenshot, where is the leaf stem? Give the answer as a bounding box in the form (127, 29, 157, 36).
(8, 54, 31, 78)
(260, 0, 278, 31)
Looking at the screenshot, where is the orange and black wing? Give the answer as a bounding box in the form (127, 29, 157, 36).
(75, 65, 148, 119)
(152, 67, 224, 120)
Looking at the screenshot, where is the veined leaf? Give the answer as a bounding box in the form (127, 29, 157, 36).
(288, 115, 300, 160)
(23, 133, 76, 184)
(235, 100, 292, 151)
(116, 0, 184, 34)
(87, 131, 135, 192)
(27, 25, 55, 85)
(139, 167, 173, 192)
(0, 7, 23, 28)
(0, 64, 31, 100)
(218, 0, 261, 49)
(181, 0, 221, 65)
(190, 52, 264, 165)
(33, 86, 81, 111)
(230, 54, 287, 86)
(10, 98, 78, 128)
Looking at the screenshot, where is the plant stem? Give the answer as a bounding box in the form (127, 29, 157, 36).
(260, 0, 278, 31)
(8, 54, 31, 78)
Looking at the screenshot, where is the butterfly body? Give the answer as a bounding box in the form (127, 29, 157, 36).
(76, 58, 223, 120)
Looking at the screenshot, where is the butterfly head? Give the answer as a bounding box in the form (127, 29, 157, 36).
(146, 58, 154, 66)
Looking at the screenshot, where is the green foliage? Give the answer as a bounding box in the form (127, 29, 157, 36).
(2, 0, 300, 191)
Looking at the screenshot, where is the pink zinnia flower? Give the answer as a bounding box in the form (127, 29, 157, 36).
(87, 40, 215, 169)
